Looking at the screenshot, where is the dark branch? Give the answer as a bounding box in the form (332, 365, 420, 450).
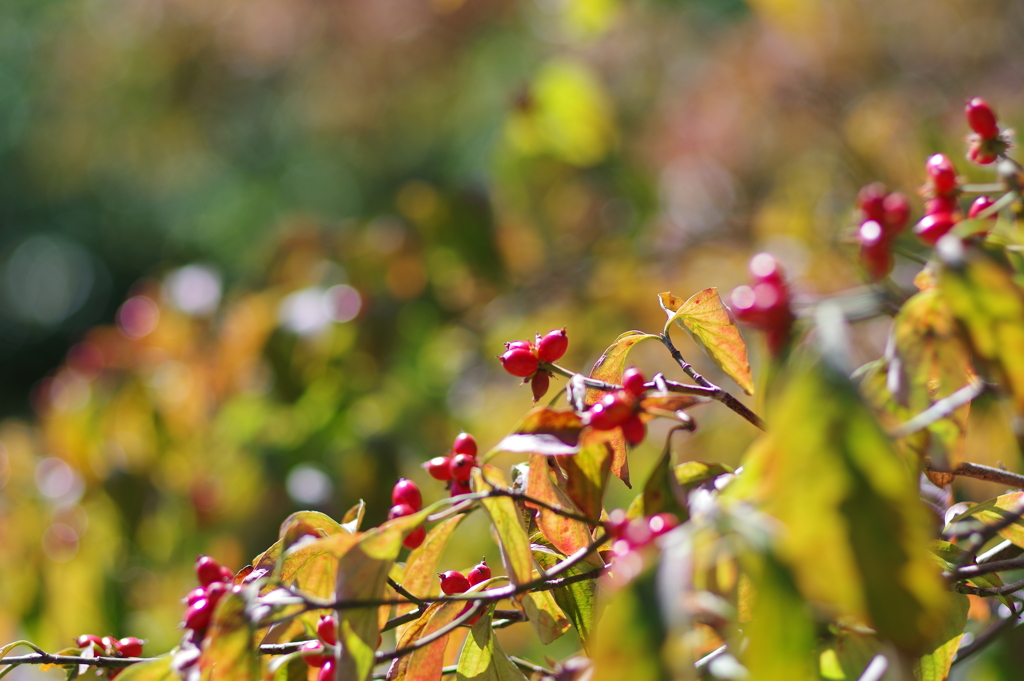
(929, 461, 1024, 491)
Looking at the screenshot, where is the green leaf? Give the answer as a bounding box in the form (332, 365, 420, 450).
(939, 246, 1024, 413)
(743, 554, 817, 681)
(660, 289, 754, 395)
(270, 655, 308, 681)
(525, 453, 593, 556)
(393, 514, 466, 640)
(589, 567, 667, 681)
(198, 589, 260, 681)
(730, 362, 952, 651)
(929, 540, 1010, 604)
(386, 600, 465, 681)
(640, 445, 685, 519)
(488, 408, 584, 459)
(917, 593, 969, 681)
(517, 585, 571, 644)
(585, 330, 660, 485)
(560, 439, 614, 515)
(533, 545, 600, 651)
(456, 606, 529, 681)
(473, 466, 534, 586)
(112, 656, 176, 681)
(949, 492, 1024, 548)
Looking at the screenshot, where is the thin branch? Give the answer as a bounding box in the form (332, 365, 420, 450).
(491, 488, 604, 527)
(947, 555, 1024, 581)
(509, 656, 555, 675)
(954, 576, 1024, 596)
(387, 577, 425, 607)
(929, 461, 1024, 491)
(659, 334, 766, 431)
(0, 654, 150, 669)
(891, 381, 986, 438)
(375, 601, 484, 662)
(952, 607, 1023, 666)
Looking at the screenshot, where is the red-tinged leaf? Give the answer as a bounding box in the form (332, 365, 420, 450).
(472, 466, 534, 586)
(341, 500, 366, 533)
(112, 656, 175, 681)
(938, 246, 1024, 414)
(637, 392, 710, 418)
(455, 605, 528, 681)
(949, 492, 1024, 548)
(393, 514, 465, 640)
(198, 589, 259, 681)
(517, 584, 571, 644)
(559, 439, 613, 519)
(249, 511, 348, 578)
(917, 594, 969, 681)
(525, 453, 593, 556)
(488, 408, 584, 459)
(660, 289, 754, 395)
(386, 600, 465, 681)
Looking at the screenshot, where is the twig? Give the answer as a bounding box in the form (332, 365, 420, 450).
(929, 461, 1024, 491)
(0, 654, 150, 669)
(387, 577, 425, 607)
(891, 381, 986, 438)
(509, 656, 555, 675)
(947, 555, 1024, 581)
(491, 488, 604, 527)
(375, 601, 484, 662)
(954, 577, 1024, 596)
(952, 606, 1023, 666)
(658, 334, 766, 431)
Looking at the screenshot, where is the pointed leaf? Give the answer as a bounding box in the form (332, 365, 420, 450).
(641, 446, 686, 519)
(393, 514, 466, 640)
(198, 589, 259, 681)
(949, 492, 1024, 549)
(473, 466, 534, 586)
(456, 606, 528, 681)
(386, 600, 465, 681)
(525, 453, 593, 556)
(341, 500, 366, 533)
(488, 408, 584, 459)
(637, 392, 710, 417)
(660, 288, 754, 395)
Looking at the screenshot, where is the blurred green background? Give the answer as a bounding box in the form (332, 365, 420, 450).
(2, 0, 1024, 676)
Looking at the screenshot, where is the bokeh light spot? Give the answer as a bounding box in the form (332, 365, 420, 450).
(286, 464, 333, 506)
(118, 296, 160, 339)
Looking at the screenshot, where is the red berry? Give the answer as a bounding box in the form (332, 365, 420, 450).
(531, 371, 550, 402)
(467, 559, 491, 586)
(500, 348, 539, 377)
(424, 456, 453, 481)
(450, 454, 475, 482)
(439, 570, 471, 595)
(388, 503, 416, 520)
(205, 582, 226, 609)
(588, 392, 633, 430)
(504, 340, 533, 352)
(926, 154, 958, 195)
(606, 509, 629, 540)
(966, 97, 999, 139)
(317, 615, 338, 645)
(648, 513, 679, 537)
(404, 525, 426, 550)
(318, 659, 336, 681)
(195, 556, 222, 587)
(882, 192, 910, 233)
(185, 588, 206, 606)
(102, 637, 119, 655)
(184, 599, 212, 632)
(621, 415, 646, 446)
(117, 638, 144, 658)
(859, 221, 893, 281)
(748, 253, 785, 285)
(968, 141, 997, 165)
(856, 182, 887, 223)
(622, 518, 653, 548)
(302, 640, 330, 668)
(622, 367, 646, 398)
(914, 212, 957, 246)
(392, 478, 422, 511)
(536, 329, 568, 362)
(968, 196, 996, 220)
(925, 194, 959, 216)
(76, 635, 104, 650)
(219, 566, 234, 583)
(450, 479, 472, 497)
(452, 433, 478, 457)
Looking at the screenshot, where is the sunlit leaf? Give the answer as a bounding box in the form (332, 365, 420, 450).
(533, 544, 601, 651)
(393, 514, 465, 640)
(455, 605, 528, 681)
(929, 540, 1010, 603)
(525, 453, 593, 556)
(939, 246, 1024, 413)
(818, 627, 879, 680)
(473, 466, 534, 586)
(341, 500, 366, 533)
(386, 601, 465, 681)
(517, 581, 571, 644)
(917, 594, 969, 681)
(586, 330, 660, 485)
(637, 392, 710, 417)
(659, 289, 754, 395)
(113, 656, 175, 681)
(488, 408, 584, 459)
(198, 589, 260, 681)
(731, 362, 951, 650)
(949, 492, 1024, 549)
(559, 439, 613, 518)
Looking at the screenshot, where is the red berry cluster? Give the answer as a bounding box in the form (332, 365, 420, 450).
(387, 478, 426, 549)
(440, 559, 492, 624)
(965, 97, 1008, 165)
(300, 615, 338, 681)
(499, 329, 568, 402)
(182, 555, 235, 636)
(586, 367, 648, 446)
(605, 509, 679, 559)
(76, 635, 145, 677)
(729, 254, 794, 356)
(854, 182, 910, 280)
(422, 432, 479, 497)
(914, 153, 962, 245)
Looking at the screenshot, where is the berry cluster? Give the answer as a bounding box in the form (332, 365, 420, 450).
(423, 432, 479, 497)
(605, 509, 679, 559)
(440, 559, 492, 624)
(387, 478, 426, 549)
(914, 153, 962, 245)
(75, 635, 145, 677)
(965, 97, 1008, 165)
(729, 254, 794, 356)
(854, 182, 910, 280)
(499, 329, 568, 402)
(182, 555, 235, 637)
(585, 367, 648, 446)
(300, 615, 338, 681)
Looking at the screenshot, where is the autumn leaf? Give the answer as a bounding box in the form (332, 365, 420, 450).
(488, 408, 584, 459)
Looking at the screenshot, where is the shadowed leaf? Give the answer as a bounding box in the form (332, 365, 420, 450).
(638, 392, 710, 417)
(198, 589, 259, 681)
(949, 492, 1024, 549)
(113, 656, 175, 681)
(916, 593, 969, 681)
(560, 439, 613, 518)
(518, 585, 571, 644)
(455, 605, 528, 681)
(473, 466, 534, 586)
(590, 567, 666, 681)
(660, 289, 754, 395)
(533, 544, 601, 651)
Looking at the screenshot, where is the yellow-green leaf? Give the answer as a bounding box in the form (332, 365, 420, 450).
(533, 545, 601, 651)
(473, 466, 534, 586)
(455, 605, 528, 681)
(590, 568, 667, 681)
(950, 492, 1024, 549)
(114, 656, 176, 681)
(559, 439, 613, 518)
(660, 288, 754, 395)
(517, 582, 571, 644)
(393, 514, 465, 640)
(917, 594, 969, 681)
(198, 589, 259, 681)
